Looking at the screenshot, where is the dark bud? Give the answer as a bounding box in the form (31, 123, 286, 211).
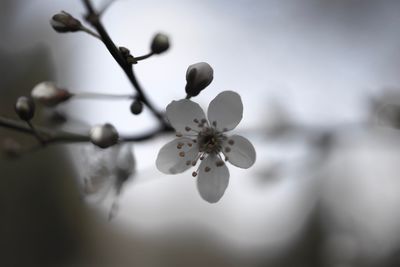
(185, 62, 214, 97)
(119, 47, 137, 64)
(119, 47, 130, 56)
(130, 99, 143, 115)
(50, 11, 82, 33)
(2, 138, 22, 159)
(150, 33, 170, 54)
(15, 96, 35, 121)
(89, 123, 119, 148)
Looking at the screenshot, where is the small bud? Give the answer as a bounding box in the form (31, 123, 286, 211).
(15, 96, 35, 121)
(50, 11, 82, 33)
(119, 47, 130, 56)
(2, 138, 22, 158)
(31, 81, 72, 107)
(89, 123, 119, 148)
(130, 99, 143, 115)
(185, 62, 214, 97)
(150, 33, 170, 54)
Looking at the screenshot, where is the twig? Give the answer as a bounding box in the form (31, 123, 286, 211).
(0, 115, 172, 147)
(82, 0, 170, 129)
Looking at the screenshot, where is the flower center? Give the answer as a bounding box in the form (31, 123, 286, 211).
(197, 127, 224, 154)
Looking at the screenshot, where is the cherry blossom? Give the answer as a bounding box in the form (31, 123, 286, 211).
(156, 91, 256, 203)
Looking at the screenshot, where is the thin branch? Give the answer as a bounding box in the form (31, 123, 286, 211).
(135, 52, 154, 61)
(81, 0, 170, 129)
(0, 116, 173, 147)
(71, 92, 135, 100)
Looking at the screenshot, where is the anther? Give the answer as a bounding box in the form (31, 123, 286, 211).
(224, 147, 231, 153)
(186, 160, 191, 166)
(185, 126, 191, 132)
(212, 121, 217, 127)
(177, 142, 184, 149)
(192, 139, 197, 143)
(200, 156, 204, 160)
(216, 160, 224, 167)
(225, 156, 229, 161)
(192, 171, 198, 177)
(187, 143, 192, 147)
(204, 166, 211, 172)
(176, 133, 183, 137)
(179, 151, 185, 157)
(193, 119, 199, 123)
(228, 140, 235, 145)
(201, 119, 207, 124)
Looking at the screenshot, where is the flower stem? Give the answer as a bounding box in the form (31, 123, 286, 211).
(71, 92, 135, 100)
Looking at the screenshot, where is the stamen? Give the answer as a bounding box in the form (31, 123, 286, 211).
(204, 166, 211, 172)
(201, 119, 207, 124)
(200, 155, 204, 160)
(193, 119, 199, 123)
(212, 121, 217, 127)
(176, 133, 183, 137)
(185, 126, 191, 132)
(177, 142, 184, 149)
(179, 151, 185, 157)
(224, 147, 231, 153)
(186, 160, 191, 166)
(187, 142, 193, 147)
(192, 171, 198, 177)
(223, 128, 228, 132)
(216, 160, 224, 167)
(192, 139, 197, 143)
(225, 156, 229, 161)
(228, 140, 235, 145)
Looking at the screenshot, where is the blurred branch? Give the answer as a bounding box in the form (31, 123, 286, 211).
(0, 115, 172, 148)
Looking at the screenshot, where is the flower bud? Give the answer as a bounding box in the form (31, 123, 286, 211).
(89, 123, 119, 148)
(185, 62, 214, 97)
(15, 96, 35, 121)
(150, 33, 170, 54)
(130, 99, 143, 115)
(50, 11, 82, 33)
(2, 138, 22, 159)
(31, 81, 72, 107)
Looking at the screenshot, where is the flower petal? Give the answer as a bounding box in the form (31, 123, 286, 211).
(197, 154, 230, 203)
(166, 99, 207, 134)
(223, 135, 256, 169)
(207, 91, 243, 131)
(156, 137, 199, 174)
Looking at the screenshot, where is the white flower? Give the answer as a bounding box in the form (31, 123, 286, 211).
(156, 91, 256, 203)
(81, 144, 135, 200)
(80, 144, 135, 219)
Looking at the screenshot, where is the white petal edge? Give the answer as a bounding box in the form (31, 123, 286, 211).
(156, 137, 199, 174)
(197, 154, 230, 203)
(166, 99, 207, 134)
(207, 91, 243, 131)
(223, 135, 256, 169)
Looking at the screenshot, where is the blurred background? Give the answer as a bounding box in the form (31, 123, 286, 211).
(2, 0, 400, 266)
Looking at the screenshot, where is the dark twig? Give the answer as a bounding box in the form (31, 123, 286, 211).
(82, 0, 169, 128)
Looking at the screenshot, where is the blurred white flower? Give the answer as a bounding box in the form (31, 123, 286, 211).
(80, 144, 135, 218)
(156, 91, 256, 203)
